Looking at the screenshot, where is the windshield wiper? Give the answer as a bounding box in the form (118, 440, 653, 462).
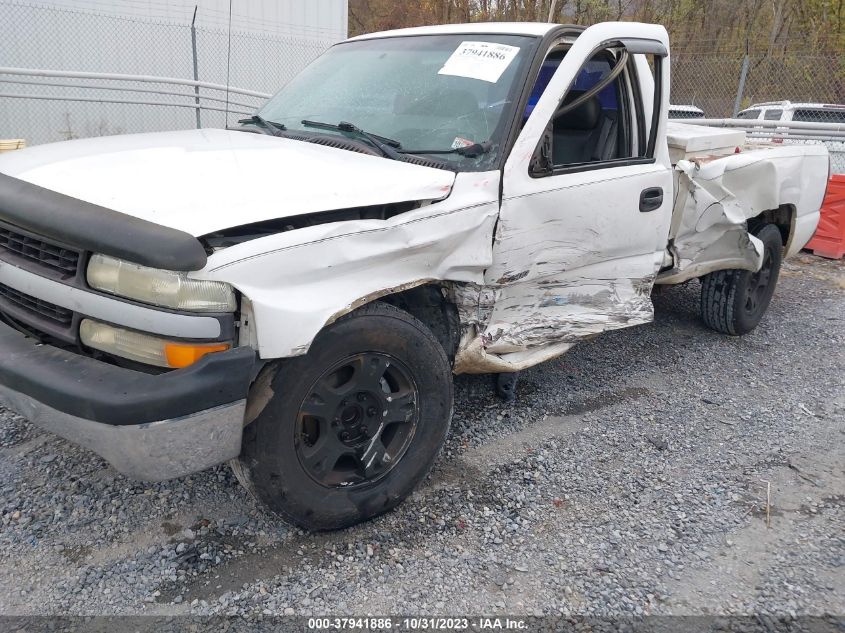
(301, 120, 402, 160)
(237, 114, 287, 136)
(400, 141, 493, 158)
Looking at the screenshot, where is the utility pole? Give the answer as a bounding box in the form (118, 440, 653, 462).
(732, 55, 750, 118)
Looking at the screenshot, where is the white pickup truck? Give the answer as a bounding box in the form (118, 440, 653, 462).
(0, 22, 829, 530)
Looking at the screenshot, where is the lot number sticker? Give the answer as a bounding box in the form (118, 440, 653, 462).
(438, 41, 520, 83)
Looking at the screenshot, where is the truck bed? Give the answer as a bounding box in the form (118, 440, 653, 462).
(659, 123, 830, 284)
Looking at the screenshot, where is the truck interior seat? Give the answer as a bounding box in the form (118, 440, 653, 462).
(552, 90, 618, 165)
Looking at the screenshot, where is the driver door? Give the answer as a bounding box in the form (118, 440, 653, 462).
(483, 23, 674, 362)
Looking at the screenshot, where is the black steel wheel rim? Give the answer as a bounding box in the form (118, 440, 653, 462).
(744, 248, 774, 314)
(294, 352, 419, 488)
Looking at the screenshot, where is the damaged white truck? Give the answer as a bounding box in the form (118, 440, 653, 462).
(0, 22, 829, 530)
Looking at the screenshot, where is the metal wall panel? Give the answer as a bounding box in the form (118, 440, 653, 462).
(0, 0, 348, 145)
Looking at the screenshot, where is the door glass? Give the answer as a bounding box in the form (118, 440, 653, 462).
(549, 54, 631, 166)
(527, 49, 635, 170)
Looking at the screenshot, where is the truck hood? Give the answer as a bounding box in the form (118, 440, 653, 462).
(0, 128, 456, 237)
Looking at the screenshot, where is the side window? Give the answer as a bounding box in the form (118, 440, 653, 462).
(737, 109, 761, 120)
(764, 109, 783, 121)
(794, 109, 845, 124)
(529, 44, 664, 176)
(525, 56, 562, 119)
(547, 53, 632, 167)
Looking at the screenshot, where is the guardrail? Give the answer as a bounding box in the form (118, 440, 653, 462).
(681, 117, 845, 174)
(0, 67, 271, 122)
(682, 118, 845, 142)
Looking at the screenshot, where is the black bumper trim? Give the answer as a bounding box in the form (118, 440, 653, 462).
(0, 319, 255, 426)
(0, 173, 208, 271)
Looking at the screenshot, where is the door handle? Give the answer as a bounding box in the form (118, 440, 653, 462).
(639, 187, 664, 213)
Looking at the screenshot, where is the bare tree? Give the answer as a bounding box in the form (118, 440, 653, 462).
(347, 0, 844, 54)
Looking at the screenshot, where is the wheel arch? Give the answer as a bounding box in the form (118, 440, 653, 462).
(241, 283, 460, 429)
(748, 204, 796, 249)
(333, 281, 461, 365)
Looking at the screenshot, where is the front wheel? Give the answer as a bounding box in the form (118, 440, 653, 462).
(234, 302, 453, 531)
(699, 223, 783, 335)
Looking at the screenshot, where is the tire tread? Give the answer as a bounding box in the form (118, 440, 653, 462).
(699, 224, 783, 336)
(700, 269, 738, 335)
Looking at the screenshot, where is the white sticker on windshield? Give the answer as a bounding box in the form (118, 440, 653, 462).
(438, 41, 520, 83)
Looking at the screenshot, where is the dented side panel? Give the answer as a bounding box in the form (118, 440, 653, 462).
(657, 143, 829, 284)
(195, 171, 500, 359)
(476, 164, 673, 369)
(452, 25, 675, 372)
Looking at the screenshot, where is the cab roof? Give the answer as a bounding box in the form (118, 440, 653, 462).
(347, 22, 575, 42)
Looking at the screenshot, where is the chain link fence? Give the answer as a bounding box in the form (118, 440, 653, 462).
(1, 1, 843, 171)
(0, 1, 337, 144)
(671, 54, 845, 117)
(671, 52, 845, 172)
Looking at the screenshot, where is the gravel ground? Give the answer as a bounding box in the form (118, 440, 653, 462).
(0, 252, 842, 618)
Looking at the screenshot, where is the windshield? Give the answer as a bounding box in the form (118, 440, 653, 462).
(257, 34, 538, 170)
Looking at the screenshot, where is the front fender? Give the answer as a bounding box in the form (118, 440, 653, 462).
(194, 172, 500, 359)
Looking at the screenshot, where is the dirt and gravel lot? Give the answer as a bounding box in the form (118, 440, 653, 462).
(0, 253, 842, 619)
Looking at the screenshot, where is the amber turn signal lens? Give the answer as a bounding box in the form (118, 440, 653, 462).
(81, 319, 233, 368)
(164, 342, 231, 368)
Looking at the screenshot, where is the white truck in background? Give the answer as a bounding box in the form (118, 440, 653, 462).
(737, 101, 845, 124)
(736, 101, 845, 172)
(0, 22, 829, 530)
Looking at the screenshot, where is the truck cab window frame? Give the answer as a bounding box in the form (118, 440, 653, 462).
(528, 44, 664, 178)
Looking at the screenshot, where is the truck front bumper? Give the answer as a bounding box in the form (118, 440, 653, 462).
(0, 320, 255, 481)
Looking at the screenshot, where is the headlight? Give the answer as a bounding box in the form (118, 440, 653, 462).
(87, 254, 236, 312)
(80, 320, 230, 368)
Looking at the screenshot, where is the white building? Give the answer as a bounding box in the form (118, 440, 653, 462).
(0, 0, 348, 144)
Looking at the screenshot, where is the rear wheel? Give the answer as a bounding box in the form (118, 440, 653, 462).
(234, 302, 452, 531)
(699, 223, 783, 335)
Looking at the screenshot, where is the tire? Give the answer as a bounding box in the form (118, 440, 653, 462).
(234, 301, 453, 531)
(699, 223, 783, 335)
